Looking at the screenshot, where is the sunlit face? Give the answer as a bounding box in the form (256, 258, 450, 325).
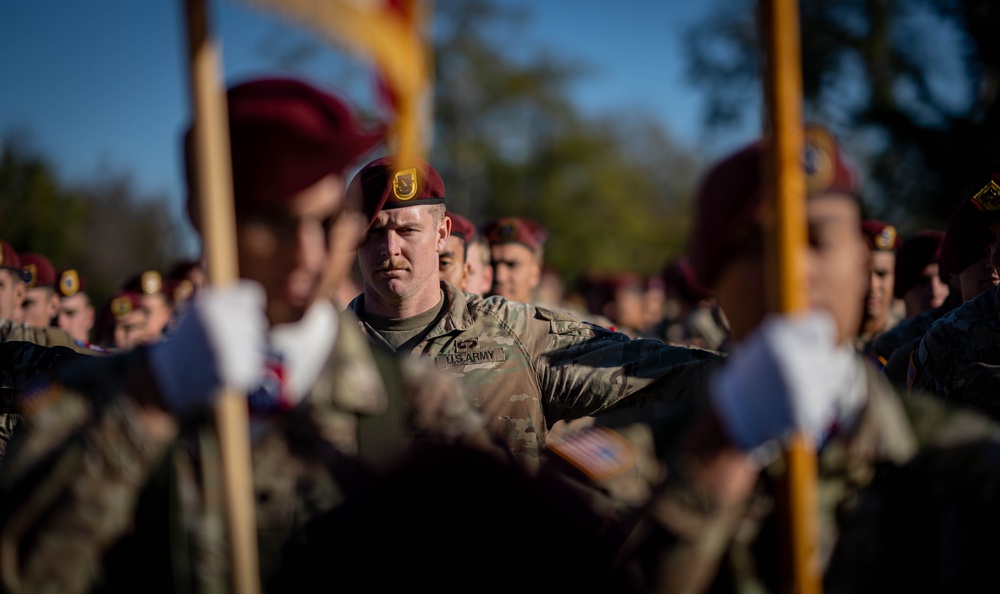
(463, 239, 494, 298)
(357, 205, 449, 314)
(21, 286, 59, 328)
(714, 194, 867, 345)
(489, 243, 541, 304)
(0, 269, 25, 321)
(439, 234, 469, 290)
(235, 174, 345, 326)
(114, 309, 152, 350)
(902, 262, 949, 317)
(58, 292, 95, 343)
(863, 250, 895, 327)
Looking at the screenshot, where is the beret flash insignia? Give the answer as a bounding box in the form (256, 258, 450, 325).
(875, 226, 897, 251)
(141, 270, 162, 295)
(60, 269, 80, 297)
(392, 168, 418, 201)
(803, 127, 836, 195)
(972, 179, 1000, 212)
(111, 295, 135, 318)
(23, 264, 37, 289)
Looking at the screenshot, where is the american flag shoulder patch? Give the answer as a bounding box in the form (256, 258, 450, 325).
(906, 350, 918, 391)
(547, 426, 638, 481)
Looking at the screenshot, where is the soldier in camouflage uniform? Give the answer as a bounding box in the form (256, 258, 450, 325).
(0, 76, 505, 594)
(865, 196, 997, 385)
(908, 173, 1000, 420)
(539, 125, 1000, 593)
(346, 156, 723, 473)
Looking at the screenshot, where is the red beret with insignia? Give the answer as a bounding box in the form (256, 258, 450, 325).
(893, 230, 944, 299)
(481, 216, 548, 254)
(56, 268, 87, 298)
(447, 210, 476, 245)
(0, 241, 22, 275)
(689, 124, 859, 288)
(349, 155, 446, 229)
(939, 198, 996, 279)
(967, 173, 1000, 223)
(185, 76, 383, 222)
(19, 253, 56, 289)
(861, 220, 901, 252)
(108, 290, 144, 320)
(122, 270, 164, 296)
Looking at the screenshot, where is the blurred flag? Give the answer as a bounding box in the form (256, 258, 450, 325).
(236, 0, 432, 166)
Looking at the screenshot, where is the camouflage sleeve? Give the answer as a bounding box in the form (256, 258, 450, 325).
(0, 351, 178, 594)
(529, 306, 723, 420)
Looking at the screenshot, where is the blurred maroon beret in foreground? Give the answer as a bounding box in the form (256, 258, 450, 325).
(185, 76, 382, 223)
(689, 125, 859, 288)
(349, 155, 446, 229)
(481, 216, 548, 254)
(20, 252, 56, 289)
(893, 230, 943, 299)
(447, 210, 477, 244)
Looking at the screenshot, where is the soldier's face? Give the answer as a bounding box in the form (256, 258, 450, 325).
(58, 292, 95, 343)
(114, 310, 152, 350)
(958, 245, 999, 302)
(715, 193, 866, 345)
(864, 250, 895, 324)
(0, 269, 25, 322)
(489, 243, 541, 303)
(357, 205, 450, 313)
(21, 286, 59, 328)
(807, 194, 868, 344)
(463, 241, 494, 298)
(438, 235, 469, 290)
(236, 174, 344, 326)
(902, 263, 949, 317)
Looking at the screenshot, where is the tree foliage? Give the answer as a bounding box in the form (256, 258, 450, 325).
(686, 0, 1000, 233)
(0, 137, 189, 308)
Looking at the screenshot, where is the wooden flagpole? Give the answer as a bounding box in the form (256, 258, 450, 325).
(183, 1, 261, 592)
(758, 0, 821, 592)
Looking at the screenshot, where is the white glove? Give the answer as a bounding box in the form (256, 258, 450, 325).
(710, 311, 865, 459)
(147, 280, 267, 414)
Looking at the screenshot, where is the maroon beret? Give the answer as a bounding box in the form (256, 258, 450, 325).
(481, 216, 548, 254)
(967, 173, 1000, 223)
(892, 230, 944, 299)
(349, 155, 446, 228)
(939, 198, 995, 279)
(0, 241, 22, 275)
(446, 210, 476, 245)
(861, 220, 901, 252)
(185, 76, 383, 221)
(122, 270, 165, 296)
(689, 125, 858, 288)
(661, 257, 714, 303)
(56, 268, 87, 298)
(108, 290, 144, 320)
(20, 252, 56, 289)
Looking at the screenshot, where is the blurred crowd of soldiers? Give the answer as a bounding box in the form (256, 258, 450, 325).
(3, 74, 1000, 594)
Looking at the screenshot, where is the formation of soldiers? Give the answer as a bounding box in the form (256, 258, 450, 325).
(2, 75, 1000, 594)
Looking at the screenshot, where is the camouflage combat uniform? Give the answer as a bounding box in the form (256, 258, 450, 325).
(0, 320, 108, 464)
(0, 308, 498, 594)
(348, 282, 723, 473)
(908, 282, 1000, 420)
(543, 358, 1000, 593)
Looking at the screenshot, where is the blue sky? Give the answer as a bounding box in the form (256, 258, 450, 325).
(0, 0, 753, 249)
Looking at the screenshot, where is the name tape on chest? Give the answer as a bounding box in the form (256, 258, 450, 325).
(435, 348, 507, 368)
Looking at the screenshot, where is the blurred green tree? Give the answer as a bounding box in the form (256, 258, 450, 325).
(685, 0, 1000, 231)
